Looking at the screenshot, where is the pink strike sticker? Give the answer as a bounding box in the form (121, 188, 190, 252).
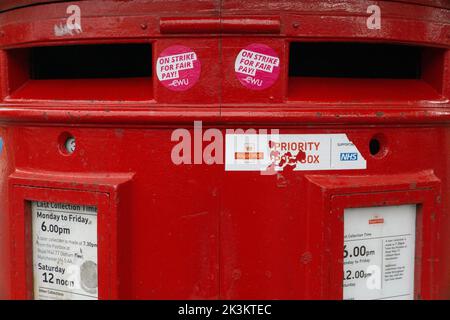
(156, 45, 201, 91)
(234, 43, 280, 90)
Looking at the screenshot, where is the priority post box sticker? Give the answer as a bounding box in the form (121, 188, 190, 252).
(31, 201, 98, 300)
(234, 43, 280, 90)
(225, 133, 366, 172)
(156, 45, 201, 91)
(343, 205, 416, 300)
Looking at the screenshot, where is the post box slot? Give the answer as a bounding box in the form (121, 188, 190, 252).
(6, 43, 153, 101)
(288, 42, 446, 102)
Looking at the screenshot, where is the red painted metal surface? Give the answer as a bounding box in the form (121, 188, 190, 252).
(0, 0, 449, 300)
(159, 17, 281, 34)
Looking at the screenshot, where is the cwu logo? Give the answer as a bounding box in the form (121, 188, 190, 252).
(340, 152, 358, 161)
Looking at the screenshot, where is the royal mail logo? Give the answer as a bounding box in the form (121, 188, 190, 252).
(244, 143, 255, 152)
(369, 217, 384, 225)
(234, 152, 264, 160)
(234, 143, 264, 160)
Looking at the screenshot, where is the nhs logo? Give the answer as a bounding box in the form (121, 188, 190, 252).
(340, 153, 358, 161)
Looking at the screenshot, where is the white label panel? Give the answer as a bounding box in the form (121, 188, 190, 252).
(32, 201, 98, 300)
(225, 134, 366, 172)
(343, 205, 416, 300)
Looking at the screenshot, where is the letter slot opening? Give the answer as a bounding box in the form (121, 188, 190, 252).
(6, 43, 153, 101)
(288, 42, 446, 102)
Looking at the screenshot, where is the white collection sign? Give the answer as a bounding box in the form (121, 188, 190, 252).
(32, 201, 98, 300)
(343, 205, 416, 300)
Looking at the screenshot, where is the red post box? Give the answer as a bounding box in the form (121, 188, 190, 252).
(0, 0, 449, 300)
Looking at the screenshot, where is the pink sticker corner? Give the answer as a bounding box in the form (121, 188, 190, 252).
(156, 45, 201, 91)
(234, 43, 280, 91)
